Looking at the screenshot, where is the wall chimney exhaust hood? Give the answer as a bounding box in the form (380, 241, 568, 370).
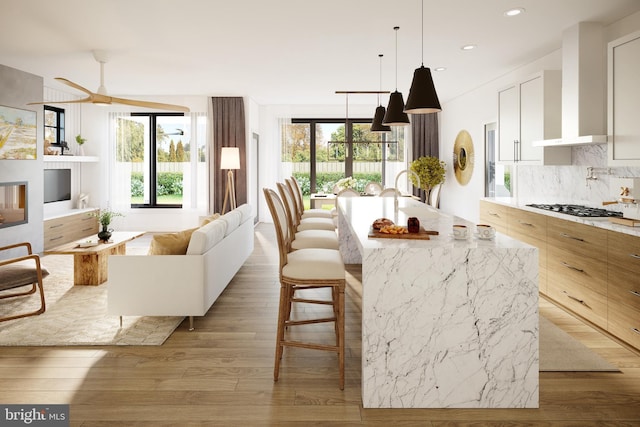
(534, 22, 607, 147)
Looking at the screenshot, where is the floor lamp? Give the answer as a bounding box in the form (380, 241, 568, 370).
(221, 147, 240, 214)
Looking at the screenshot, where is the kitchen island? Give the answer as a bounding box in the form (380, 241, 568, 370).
(337, 197, 539, 408)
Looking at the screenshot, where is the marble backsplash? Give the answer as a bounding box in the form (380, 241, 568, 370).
(516, 144, 640, 211)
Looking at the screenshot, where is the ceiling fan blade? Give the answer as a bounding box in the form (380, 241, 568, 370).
(110, 96, 190, 112)
(55, 77, 93, 95)
(27, 97, 93, 106)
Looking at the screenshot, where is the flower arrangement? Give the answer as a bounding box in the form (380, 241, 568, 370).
(90, 208, 123, 228)
(409, 156, 446, 192)
(75, 135, 86, 145)
(335, 176, 357, 191)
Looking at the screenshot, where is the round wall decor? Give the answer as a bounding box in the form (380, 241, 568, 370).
(453, 130, 474, 185)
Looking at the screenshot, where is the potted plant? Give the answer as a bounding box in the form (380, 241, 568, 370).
(409, 156, 446, 202)
(75, 134, 86, 156)
(90, 208, 123, 242)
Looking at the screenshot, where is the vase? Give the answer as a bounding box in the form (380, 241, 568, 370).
(78, 145, 85, 156)
(98, 225, 113, 242)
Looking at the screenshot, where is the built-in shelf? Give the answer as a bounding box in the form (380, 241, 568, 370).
(44, 155, 99, 163)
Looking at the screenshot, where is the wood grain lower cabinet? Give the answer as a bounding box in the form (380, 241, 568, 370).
(508, 209, 548, 294)
(44, 210, 99, 250)
(607, 231, 640, 349)
(479, 200, 510, 234)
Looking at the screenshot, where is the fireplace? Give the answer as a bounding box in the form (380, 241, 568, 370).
(0, 181, 28, 228)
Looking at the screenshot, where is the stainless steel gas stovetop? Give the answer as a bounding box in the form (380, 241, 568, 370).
(526, 203, 623, 218)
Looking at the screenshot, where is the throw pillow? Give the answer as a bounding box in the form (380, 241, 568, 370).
(200, 213, 221, 227)
(148, 228, 198, 255)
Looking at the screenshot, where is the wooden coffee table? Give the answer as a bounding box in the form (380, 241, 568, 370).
(45, 231, 145, 286)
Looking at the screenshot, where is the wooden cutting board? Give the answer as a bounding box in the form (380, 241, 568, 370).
(368, 226, 438, 240)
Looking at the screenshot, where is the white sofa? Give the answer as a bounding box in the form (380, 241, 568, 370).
(108, 204, 254, 330)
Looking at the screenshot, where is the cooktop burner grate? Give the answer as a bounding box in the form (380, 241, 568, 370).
(526, 204, 623, 218)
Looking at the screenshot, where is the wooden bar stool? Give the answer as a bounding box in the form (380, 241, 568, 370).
(263, 187, 345, 389)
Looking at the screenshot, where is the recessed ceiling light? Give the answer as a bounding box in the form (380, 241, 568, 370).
(434, 67, 446, 72)
(504, 7, 525, 17)
(461, 44, 476, 51)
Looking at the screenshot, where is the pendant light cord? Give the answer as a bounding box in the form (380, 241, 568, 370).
(378, 54, 383, 106)
(421, 0, 424, 66)
(393, 26, 399, 90)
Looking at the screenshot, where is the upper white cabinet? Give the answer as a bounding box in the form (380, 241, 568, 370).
(497, 70, 571, 165)
(608, 30, 640, 166)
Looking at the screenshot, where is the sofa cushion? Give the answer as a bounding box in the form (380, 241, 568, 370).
(219, 210, 242, 236)
(199, 213, 221, 227)
(186, 219, 227, 255)
(148, 228, 198, 255)
(236, 204, 253, 225)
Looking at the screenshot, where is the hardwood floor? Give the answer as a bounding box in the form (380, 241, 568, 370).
(1, 223, 640, 426)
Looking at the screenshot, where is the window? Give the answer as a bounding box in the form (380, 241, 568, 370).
(282, 118, 405, 200)
(115, 112, 207, 209)
(485, 122, 512, 197)
(44, 106, 65, 145)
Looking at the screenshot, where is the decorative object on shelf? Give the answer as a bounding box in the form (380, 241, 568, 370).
(0, 105, 37, 160)
(50, 140, 70, 155)
(75, 134, 86, 156)
(409, 155, 446, 200)
(90, 208, 123, 242)
(453, 130, 474, 185)
(404, 0, 442, 114)
(382, 27, 410, 126)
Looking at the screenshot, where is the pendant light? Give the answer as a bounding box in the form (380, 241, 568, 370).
(382, 26, 410, 126)
(371, 54, 391, 132)
(404, 0, 441, 114)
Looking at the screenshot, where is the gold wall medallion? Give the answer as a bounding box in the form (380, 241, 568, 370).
(453, 130, 474, 185)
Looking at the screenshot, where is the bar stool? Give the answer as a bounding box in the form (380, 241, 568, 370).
(278, 182, 335, 231)
(288, 177, 333, 219)
(263, 187, 345, 389)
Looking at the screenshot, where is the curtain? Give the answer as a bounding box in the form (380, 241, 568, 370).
(411, 113, 439, 199)
(209, 97, 246, 214)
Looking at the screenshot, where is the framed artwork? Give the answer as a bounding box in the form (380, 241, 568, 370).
(0, 105, 37, 160)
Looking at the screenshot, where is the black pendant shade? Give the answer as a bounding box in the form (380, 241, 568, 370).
(382, 91, 410, 126)
(405, 65, 441, 114)
(371, 105, 391, 132)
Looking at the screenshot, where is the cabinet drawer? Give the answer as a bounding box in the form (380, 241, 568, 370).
(608, 302, 640, 350)
(608, 266, 640, 312)
(479, 201, 510, 234)
(547, 277, 608, 329)
(508, 209, 547, 240)
(547, 217, 607, 260)
(608, 231, 640, 275)
(548, 246, 607, 296)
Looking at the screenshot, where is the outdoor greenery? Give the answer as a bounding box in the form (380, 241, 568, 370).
(131, 172, 183, 198)
(293, 172, 381, 195)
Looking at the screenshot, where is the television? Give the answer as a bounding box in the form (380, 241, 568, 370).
(44, 169, 71, 204)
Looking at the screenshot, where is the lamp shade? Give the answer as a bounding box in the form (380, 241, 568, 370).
(382, 91, 410, 126)
(370, 105, 391, 132)
(220, 147, 240, 170)
(404, 66, 442, 114)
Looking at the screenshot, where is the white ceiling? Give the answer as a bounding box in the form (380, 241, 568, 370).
(1, 0, 640, 107)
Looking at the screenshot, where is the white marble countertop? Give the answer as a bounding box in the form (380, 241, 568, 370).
(483, 197, 640, 237)
(339, 197, 535, 255)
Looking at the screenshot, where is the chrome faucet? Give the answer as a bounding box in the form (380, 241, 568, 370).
(394, 169, 421, 211)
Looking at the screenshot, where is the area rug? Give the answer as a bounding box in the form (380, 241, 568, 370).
(539, 315, 619, 372)
(0, 253, 184, 346)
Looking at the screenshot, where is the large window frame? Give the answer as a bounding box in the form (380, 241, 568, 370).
(131, 112, 185, 209)
(44, 105, 65, 145)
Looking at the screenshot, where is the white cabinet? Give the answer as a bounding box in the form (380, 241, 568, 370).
(608, 30, 640, 166)
(497, 71, 570, 165)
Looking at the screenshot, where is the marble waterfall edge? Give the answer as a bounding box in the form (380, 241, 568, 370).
(361, 245, 539, 408)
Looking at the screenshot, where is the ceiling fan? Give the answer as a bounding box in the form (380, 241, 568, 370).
(29, 50, 190, 112)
